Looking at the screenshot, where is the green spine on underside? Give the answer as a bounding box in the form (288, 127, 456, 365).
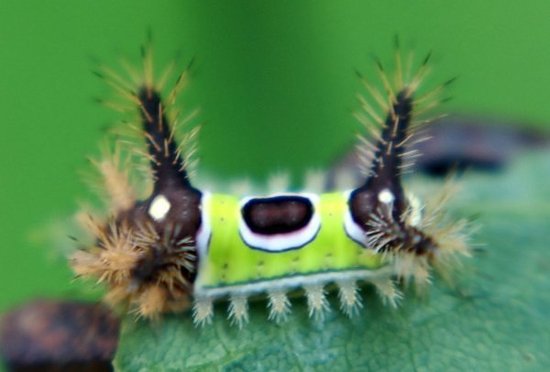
(195, 193, 385, 288)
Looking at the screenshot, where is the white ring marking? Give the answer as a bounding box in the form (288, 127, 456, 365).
(343, 190, 368, 247)
(196, 191, 212, 259)
(238, 192, 321, 252)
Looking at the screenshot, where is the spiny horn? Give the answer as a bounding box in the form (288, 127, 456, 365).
(137, 86, 192, 191)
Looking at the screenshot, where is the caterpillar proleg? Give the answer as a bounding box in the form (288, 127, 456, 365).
(71, 43, 470, 326)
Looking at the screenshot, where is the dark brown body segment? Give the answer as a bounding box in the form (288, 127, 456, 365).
(122, 87, 203, 285)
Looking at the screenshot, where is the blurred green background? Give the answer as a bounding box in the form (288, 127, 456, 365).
(0, 0, 549, 313)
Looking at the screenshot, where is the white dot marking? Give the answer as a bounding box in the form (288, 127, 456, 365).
(149, 194, 171, 221)
(378, 189, 395, 204)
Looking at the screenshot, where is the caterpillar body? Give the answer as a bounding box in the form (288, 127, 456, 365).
(71, 45, 470, 327)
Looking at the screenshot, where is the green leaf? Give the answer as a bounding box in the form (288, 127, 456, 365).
(114, 151, 550, 371)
